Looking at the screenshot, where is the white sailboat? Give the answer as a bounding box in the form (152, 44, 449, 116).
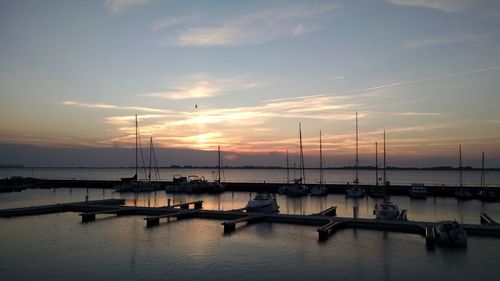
(454, 145, 472, 200)
(286, 122, 308, 196)
(310, 130, 327, 196)
(346, 113, 365, 198)
(478, 151, 496, 201)
(115, 115, 158, 192)
(374, 130, 400, 220)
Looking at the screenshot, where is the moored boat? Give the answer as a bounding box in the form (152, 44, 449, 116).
(434, 220, 468, 246)
(374, 199, 400, 219)
(409, 183, 427, 199)
(310, 130, 327, 196)
(346, 113, 365, 198)
(246, 193, 279, 213)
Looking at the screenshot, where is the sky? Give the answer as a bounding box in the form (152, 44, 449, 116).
(1, 0, 500, 167)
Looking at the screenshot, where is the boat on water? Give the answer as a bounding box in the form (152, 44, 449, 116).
(208, 146, 225, 194)
(279, 150, 291, 195)
(409, 183, 427, 199)
(455, 145, 472, 200)
(346, 113, 365, 198)
(434, 220, 468, 246)
(166, 175, 208, 193)
(310, 130, 327, 196)
(246, 193, 279, 213)
(283, 123, 308, 196)
(287, 178, 308, 196)
(477, 152, 496, 202)
(115, 116, 160, 192)
(373, 130, 400, 219)
(374, 199, 400, 219)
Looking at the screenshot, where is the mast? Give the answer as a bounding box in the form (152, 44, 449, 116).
(481, 151, 485, 189)
(299, 122, 305, 183)
(375, 142, 378, 186)
(355, 112, 359, 185)
(286, 149, 290, 183)
(459, 145, 463, 188)
(320, 130, 323, 185)
(383, 130, 386, 186)
(218, 145, 221, 182)
(135, 114, 138, 179)
(149, 137, 152, 181)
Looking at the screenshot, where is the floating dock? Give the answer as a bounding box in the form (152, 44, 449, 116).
(2, 199, 500, 249)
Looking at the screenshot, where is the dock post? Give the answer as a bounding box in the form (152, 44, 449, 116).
(146, 217, 160, 227)
(81, 213, 96, 223)
(424, 226, 436, 250)
(167, 199, 171, 207)
(224, 223, 236, 233)
(353, 206, 358, 219)
(194, 201, 203, 209)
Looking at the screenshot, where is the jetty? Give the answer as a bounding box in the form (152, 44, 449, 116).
(2, 199, 500, 249)
(1, 177, 499, 200)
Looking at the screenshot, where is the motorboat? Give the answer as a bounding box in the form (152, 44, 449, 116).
(409, 183, 427, 199)
(166, 175, 208, 193)
(374, 199, 400, 220)
(246, 193, 279, 213)
(434, 220, 468, 246)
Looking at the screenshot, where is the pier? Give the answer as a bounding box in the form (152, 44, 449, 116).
(2, 177, 500, 200)
(2, 199, 500, 249)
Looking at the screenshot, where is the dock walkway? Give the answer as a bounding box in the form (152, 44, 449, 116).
(2, 199, 500, 248)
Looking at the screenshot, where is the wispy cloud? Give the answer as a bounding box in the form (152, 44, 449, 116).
(403, 32, 495, 49)
(104, 0, 151, 15)
(155, 4, 336, 46)
(385, 0, 500, 16)
(60, 101, 170, 113)
(265, 65, 500, 103)
(151, 15, 201, 32)
(330, 75, 345, 80)
(144, 74, 267, 100)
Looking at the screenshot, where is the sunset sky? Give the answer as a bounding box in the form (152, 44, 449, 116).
(1, 0, 500, 167)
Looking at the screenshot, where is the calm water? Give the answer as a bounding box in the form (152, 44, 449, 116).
(2, 167, 500, 186)
(1, 188, 500, 281)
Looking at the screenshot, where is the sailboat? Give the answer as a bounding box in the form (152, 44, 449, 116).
(310, 130, 327, 196)
(477, 152, 496, 202)
(208, 146, 225, 194)
(115, 115, 158, 192)
(286, 122, 308, 196)
(278, 150, 291, 194)
(373, 130, 400, 220)
(346, 113, 365, 198)
(454, 145, 472, 200)
(369, 141, 385, 198)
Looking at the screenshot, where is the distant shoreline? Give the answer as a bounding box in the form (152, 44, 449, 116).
(1, 165, 499, 171)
